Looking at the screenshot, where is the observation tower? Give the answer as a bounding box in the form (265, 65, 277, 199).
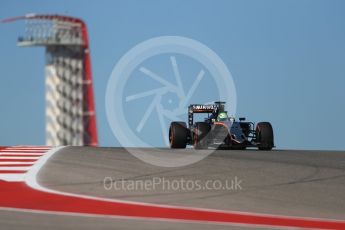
(3, 14, 98, 146)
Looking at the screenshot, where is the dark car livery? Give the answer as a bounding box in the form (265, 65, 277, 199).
(169, 102, 274, 150)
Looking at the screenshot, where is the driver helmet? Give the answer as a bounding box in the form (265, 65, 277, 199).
(217, 112, 228, 121)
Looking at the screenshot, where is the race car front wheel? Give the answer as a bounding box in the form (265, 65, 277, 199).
(256, 122, 274, 150)
(169, 122, 188, 148)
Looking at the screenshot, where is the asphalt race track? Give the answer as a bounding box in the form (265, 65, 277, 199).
(1, 147, 345, 229)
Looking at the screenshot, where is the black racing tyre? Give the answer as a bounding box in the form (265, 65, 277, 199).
(256, 122, 274, 150)
(193, 122, 211, 149)
(169, 122, 188, 149)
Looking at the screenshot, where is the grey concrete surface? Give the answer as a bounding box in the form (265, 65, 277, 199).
(0, 209, 252, 230)
(3, 147, 345, 229)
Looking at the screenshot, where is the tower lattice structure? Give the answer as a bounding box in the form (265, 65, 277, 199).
(3, 14, 98, 146)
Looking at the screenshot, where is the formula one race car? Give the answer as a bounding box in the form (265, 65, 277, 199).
(169, 102, 274, 150)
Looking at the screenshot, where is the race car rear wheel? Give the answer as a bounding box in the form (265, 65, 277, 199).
(256, 122, 274, 150)
(193, 122, 211, 149)
(169, 122, 188, 148)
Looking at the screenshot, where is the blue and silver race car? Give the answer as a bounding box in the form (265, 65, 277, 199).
(169, 102, 274, 150)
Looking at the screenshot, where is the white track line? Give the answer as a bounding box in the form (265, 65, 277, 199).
(0, 166, 30, 171)
(0, 152, 44, 156)
(0, 174, 25, 181)
(0, 146, 49, 181)
(0, 150, 47, 152)
(2, 149, 49, 152)
(5, 148, 50, 150)
(6, 146, 50, 148)
(0, 156, 40, 160)
(13, 146, 50, 148)
(0, 162, 34, 165)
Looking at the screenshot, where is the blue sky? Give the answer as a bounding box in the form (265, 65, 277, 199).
(0, 0, 345, 150)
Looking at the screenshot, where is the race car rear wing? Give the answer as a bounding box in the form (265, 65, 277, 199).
(188, 102, 226, 127)
(188, 104, 217, 113)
